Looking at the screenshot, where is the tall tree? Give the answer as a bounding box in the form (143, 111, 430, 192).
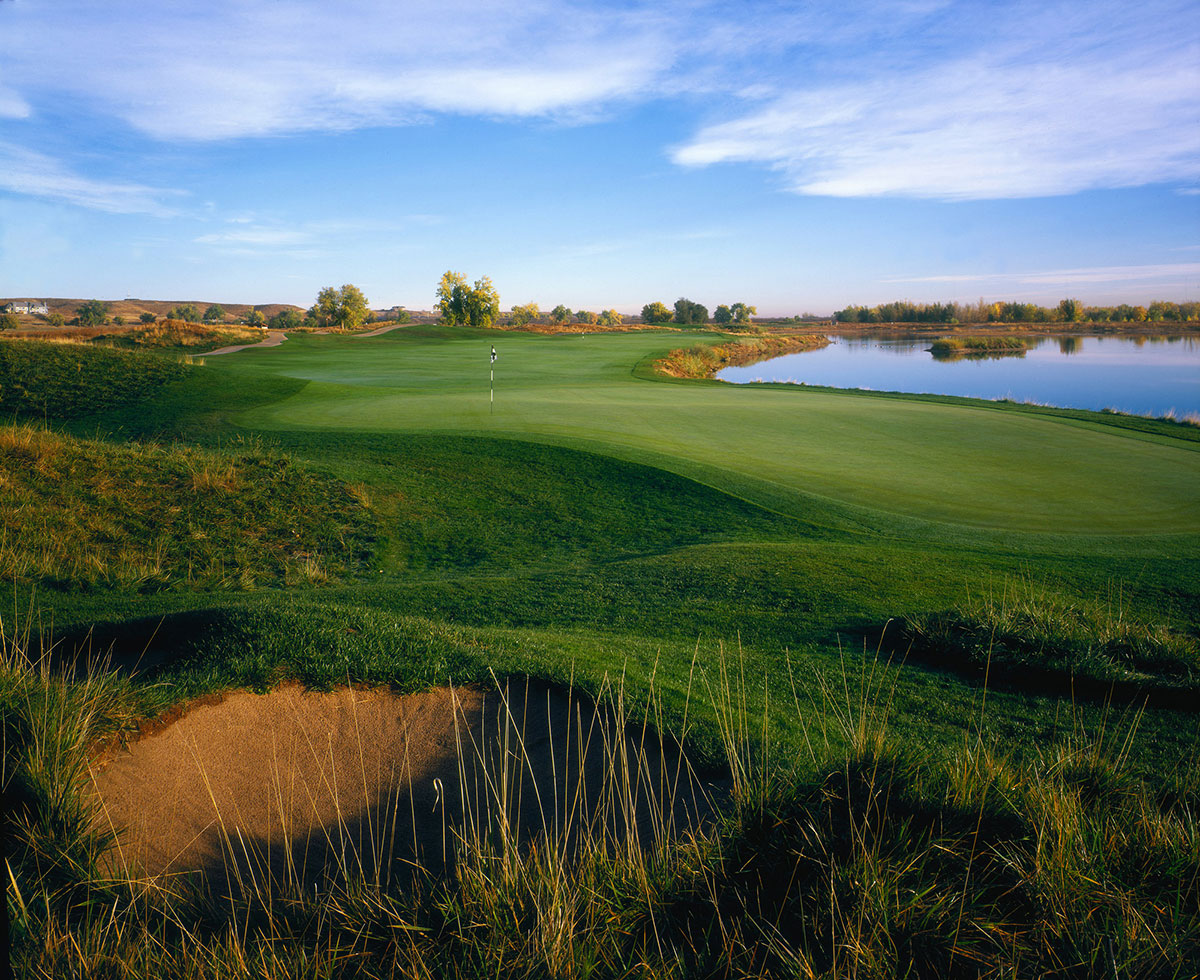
(730, 302, 757, 324)
(713, 305, 733, 324)
(437, 272, 499, 328)
(550, 304, 573, 325)
(1056, 298, 1084, 323)
(309, 285, 370, 330)
(641, 301, 671, 324)
(203, 304, 226, 323)
(673, 297, 708, 325)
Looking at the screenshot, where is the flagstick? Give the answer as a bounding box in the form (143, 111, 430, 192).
(490, 366, 494, 414)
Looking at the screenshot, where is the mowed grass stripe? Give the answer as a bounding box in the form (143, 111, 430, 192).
(221, 328, 1200, 534)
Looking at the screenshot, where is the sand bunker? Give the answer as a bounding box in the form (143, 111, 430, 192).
(89, 681, 715, 896)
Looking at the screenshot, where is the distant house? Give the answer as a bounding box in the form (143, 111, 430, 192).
(3, 300, 49, 315)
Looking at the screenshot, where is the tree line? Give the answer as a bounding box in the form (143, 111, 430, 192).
(834, 298, 1200, 325)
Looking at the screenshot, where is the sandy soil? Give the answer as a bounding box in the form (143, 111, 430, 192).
(89, 682, 717, 896)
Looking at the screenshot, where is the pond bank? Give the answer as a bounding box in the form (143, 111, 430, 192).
(655, 333, 829, 379)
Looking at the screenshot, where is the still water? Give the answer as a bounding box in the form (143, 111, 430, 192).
(717, 334, 1200, 418)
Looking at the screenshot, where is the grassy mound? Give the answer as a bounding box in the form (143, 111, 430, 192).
(71, 318, 265, 351)
(0, 424, 373, 591)
(0, 339, 190, 418)
(900, 589, 1199, 702)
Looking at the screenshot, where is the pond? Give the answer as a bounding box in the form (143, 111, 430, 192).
(717, 334, 1200, 419)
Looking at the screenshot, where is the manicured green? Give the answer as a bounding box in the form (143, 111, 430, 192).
(217, 328, 1199, 534)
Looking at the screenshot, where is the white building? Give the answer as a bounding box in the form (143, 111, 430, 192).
(3, 300, 49, 315)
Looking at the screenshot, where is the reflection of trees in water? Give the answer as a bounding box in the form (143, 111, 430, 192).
(1058, 337, 1081, 355)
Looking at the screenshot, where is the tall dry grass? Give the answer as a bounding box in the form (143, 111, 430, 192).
(6, 622, 1198, 978)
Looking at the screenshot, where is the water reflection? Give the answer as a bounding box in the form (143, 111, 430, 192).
(718, 333, 1200, 417)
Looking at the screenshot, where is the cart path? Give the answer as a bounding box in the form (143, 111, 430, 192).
(203, 330, 288, 356)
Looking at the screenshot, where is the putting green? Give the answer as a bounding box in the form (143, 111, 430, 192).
(220, 328, 1200, 535)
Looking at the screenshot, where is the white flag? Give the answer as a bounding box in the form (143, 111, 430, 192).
(491, 346, 497, 363)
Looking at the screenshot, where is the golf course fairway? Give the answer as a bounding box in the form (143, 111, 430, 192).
(222, 327, 1200, 535)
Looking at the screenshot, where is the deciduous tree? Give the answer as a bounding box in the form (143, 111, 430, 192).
(309, 285, 370, 331)
(268, 309, 303, 330)
(598, 309, 623, 326)
(167, 303, 200, 322)
(551, 304, 572, 324)
(713, 305, 732, 324)
(1056, 298, 1084, 323)
(76, 299, 109, 327)
(436, 272, 499, 328)
(203, 304, 225, 323)
(510, 302, 539, 327)
(730, 302, 756, 324)
(673, 298, 707, 325)
(641, 301, 671, 324)
(244, 308, 267, 328)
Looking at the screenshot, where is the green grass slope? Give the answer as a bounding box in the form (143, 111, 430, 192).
(220, 327, 1200, 535)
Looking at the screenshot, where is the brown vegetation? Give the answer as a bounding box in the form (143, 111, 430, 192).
(655, 334, 830, 379)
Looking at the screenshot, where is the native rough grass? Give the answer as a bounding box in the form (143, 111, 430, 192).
(0, 423, 373, 591)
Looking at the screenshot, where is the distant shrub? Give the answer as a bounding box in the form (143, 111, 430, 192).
(0, 313, 18, 331)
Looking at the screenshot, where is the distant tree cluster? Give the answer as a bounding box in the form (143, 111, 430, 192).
(713, 302, 756, 325)
(269, 309, 304, 331)
(307, 285, 369, 331)
(834, 297, 1200, 325)
(672, 298, 708, 324)
(166, 303, 200, 323)
(509, 302, 540, 327)
(0, 313, 18, 331)
(436, 271, 499, 328)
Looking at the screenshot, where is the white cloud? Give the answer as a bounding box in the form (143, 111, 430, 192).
(2, 0, 1197, 204)
(195, 227, 316, 248)
(672, 2, 1200, 199)
(0, 85, 30, 119)
(0, 143, 182, 215)
(1, 0, 674, 140)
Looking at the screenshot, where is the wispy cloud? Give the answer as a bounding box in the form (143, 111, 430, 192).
(0, 85, 30, 119)
(0, 143, 182, 215)
(672, 1, 1200, 199)
(2, 0, 1197, 205)
(2, 0, 674, 140)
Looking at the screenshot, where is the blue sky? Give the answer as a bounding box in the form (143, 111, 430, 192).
(1, 0, 1197, 315)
